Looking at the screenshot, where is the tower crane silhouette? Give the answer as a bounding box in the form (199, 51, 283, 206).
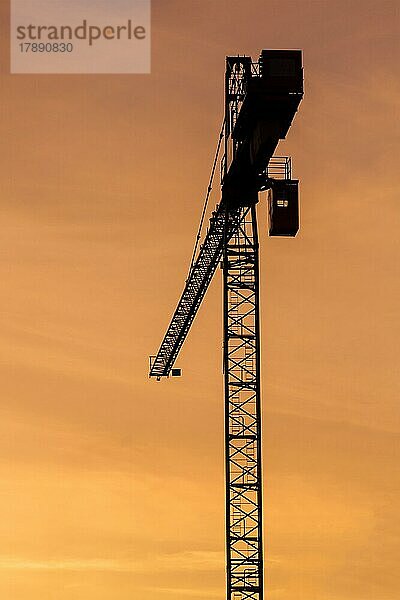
(149, 49, 304, 600)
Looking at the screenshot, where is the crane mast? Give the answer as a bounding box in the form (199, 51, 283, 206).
(223, 203, 263, 598)
(150, 50, 304, 600)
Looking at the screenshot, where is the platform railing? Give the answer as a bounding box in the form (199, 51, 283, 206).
(265, 156, 292, 180)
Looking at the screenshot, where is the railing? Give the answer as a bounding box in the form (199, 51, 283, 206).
(266, 156, 292, 179)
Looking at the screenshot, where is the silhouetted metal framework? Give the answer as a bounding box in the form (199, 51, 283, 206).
(224, 204, 263, 600)
(149, 200, 240, 379)
(149, 49, 303, 600)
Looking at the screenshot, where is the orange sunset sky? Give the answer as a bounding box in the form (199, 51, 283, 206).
(0, 1, 399, 599)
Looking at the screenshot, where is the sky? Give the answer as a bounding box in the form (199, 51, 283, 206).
(0, 0, 399, 598)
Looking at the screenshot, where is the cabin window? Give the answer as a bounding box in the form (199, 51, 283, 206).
(277, 199, 289, 208)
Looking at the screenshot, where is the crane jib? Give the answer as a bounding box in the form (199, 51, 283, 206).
(149, 200, 242, 379)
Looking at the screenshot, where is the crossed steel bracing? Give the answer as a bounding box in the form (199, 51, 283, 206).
(223, 204, 263, 600)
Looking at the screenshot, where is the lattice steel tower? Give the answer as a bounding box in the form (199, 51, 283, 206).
(149, 50, 304, 600)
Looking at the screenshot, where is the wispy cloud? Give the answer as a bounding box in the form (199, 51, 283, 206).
(0, 557, 133, 572)
(0, 550, 225, 574)
(140, 586, 222, 598)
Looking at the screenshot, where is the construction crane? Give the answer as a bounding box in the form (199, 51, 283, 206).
(149, 49, 304, 600)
